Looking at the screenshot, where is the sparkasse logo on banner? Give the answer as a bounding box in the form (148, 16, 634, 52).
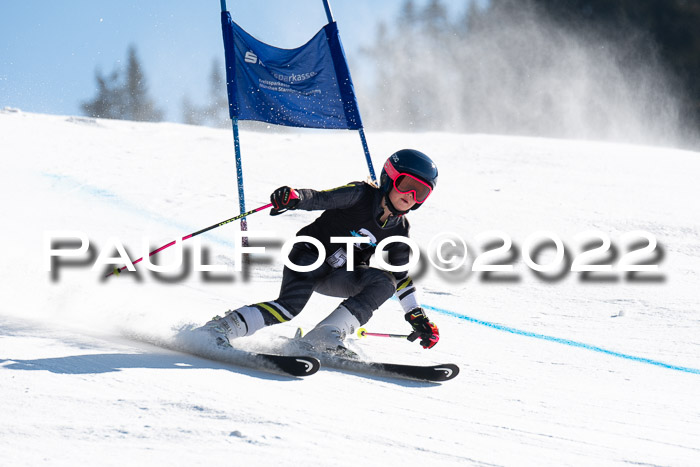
(244, 51, 258, 64)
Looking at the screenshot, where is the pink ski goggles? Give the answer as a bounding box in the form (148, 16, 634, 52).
(384, 160, 433, 203)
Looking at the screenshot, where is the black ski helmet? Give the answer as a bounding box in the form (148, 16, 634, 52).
(379, 149, 438, 211)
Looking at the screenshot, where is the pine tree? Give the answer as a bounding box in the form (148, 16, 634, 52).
(205, 59, 229, 127)
(123, 45, 163, 122)
(81, 69, 123, 119)
(181, 94, 203, 125)
(179, 58, 230, 128)
(82, 45, 163, 122)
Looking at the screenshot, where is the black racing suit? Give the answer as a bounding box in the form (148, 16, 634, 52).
(252, 182, 422, 327)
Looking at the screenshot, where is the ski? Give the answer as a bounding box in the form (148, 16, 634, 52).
(281, 330, 459, 382)
(125, 332, 320, 377)
(322, 356, 459, 382)
(248, 352, 321, 377)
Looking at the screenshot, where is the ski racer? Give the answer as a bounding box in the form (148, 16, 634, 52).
(199, 149, 440, 354)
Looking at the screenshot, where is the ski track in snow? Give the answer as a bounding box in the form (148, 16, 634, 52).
(1, 110, 700, 466)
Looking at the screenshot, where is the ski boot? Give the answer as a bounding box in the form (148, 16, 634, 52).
(301, 305, 361, 358)
(197, 309, 248, 348)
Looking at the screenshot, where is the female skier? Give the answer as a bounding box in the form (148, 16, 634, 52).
(200, 149, 440, 354)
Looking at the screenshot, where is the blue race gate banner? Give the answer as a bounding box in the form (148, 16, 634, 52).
(220, 11, 363, 130)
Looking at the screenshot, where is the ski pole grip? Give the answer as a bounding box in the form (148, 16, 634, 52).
(407, 331, 421, 342)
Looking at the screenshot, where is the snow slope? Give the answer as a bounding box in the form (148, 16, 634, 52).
(1, 109, 699, 466)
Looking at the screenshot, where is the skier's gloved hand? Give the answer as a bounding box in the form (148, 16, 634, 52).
(270, 186, 300, 216)
(405, 308, 439, 349)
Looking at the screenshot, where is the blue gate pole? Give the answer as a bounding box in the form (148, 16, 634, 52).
(232, 116, 248, 242)
(322, 0, 333, 22)
(358, 128, 377, 183)
(321, 0, 377, 184)
(221, 0, 249, 246)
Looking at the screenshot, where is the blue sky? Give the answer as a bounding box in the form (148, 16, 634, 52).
(0, 0, 468, 122)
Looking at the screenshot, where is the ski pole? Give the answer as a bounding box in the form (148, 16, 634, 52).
(357, 328, 411, 339)
(106, 202, 273, 277)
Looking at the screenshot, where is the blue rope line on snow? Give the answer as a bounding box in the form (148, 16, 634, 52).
(422, 303, 700, 375)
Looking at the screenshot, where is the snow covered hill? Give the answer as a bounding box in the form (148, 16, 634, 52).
(1, 109, 699, 466)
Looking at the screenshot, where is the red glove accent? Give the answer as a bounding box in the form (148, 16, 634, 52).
(405, 308, 440, 349)
(270, 186, 300, 216)
(420, 322, 440, 349)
